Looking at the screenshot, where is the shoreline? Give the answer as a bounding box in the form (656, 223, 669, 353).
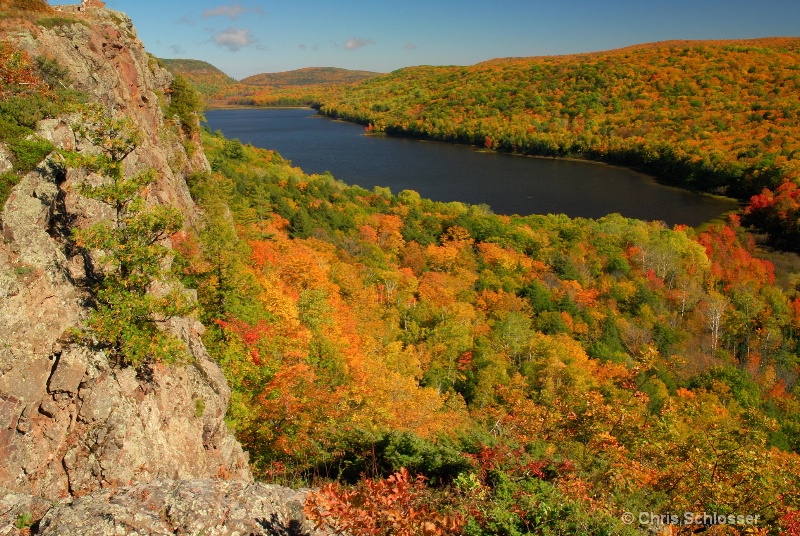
(205, 102, 314, 111)
(204, 106, 740, 223)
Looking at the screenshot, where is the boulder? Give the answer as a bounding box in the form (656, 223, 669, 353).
(47, 348, 88, 395)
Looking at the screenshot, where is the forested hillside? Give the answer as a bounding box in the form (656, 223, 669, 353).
(160, 58, 236, 98)
(316, 38, 800, 247)
(176, 38, 800, 248)
(178, 129, 800, 533)
(225, 68, 381, 108)
(162, 63, 380, 107)
(240, 67, 380, 87)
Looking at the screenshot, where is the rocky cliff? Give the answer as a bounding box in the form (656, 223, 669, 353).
(0, 7, 315, 535)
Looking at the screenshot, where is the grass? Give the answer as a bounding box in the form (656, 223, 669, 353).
(36, 16, 80, 29)
(15, 511, 32, 529)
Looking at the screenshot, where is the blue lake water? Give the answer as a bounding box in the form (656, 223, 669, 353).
(205, 108, 738, 226)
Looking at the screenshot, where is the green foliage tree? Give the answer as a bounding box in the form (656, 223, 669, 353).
(222, 138, 244, 160)
(183, 170, 263, 323)
(166, 71, 204, 136)
(67, 106, 192, 366)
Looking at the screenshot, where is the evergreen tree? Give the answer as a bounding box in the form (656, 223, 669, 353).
(66, 106, 193, 366)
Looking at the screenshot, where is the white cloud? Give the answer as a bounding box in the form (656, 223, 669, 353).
(344, 38, 375, 51)
(404, 43, 417, 50)
(171, 44, 186, 55)
(212, 27, 256, 51)
(204, 3, 263, 19)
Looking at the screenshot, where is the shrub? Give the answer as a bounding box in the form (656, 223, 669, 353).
(35, 55, 68, 87)
(7, 137, 53, 173)
(0, 93, 60, 130)
(6, 0, 49, 12)
(382, 431, 472, 484)
(305, 468, 465, 536)
(0, 40, 46, 99)
(14, 512, 32, 529)
(0, 43, 80, 211)
(0, 171, 19, 209)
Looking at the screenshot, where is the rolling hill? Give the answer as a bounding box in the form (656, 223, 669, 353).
(317, 37, 800, 245)
(239, 66, 381, 87)
(160, 58, 237, 99)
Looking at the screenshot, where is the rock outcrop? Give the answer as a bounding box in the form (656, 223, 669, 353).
(0, 7, 315, 535)
(37, 479, 313, 536)
(15, 8, 204, 224)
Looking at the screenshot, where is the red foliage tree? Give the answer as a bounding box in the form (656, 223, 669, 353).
(744, 180, 800, 250)
(697, 223, 774, 291)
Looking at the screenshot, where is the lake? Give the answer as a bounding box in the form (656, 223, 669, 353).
(204, 108, 738, 226)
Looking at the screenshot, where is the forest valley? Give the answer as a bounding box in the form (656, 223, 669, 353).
(172, 37, 800, 536)
(184, 132, 800, 536)
(2, 9, 800, 534)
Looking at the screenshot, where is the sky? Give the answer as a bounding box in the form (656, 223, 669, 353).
(87, 0, 800, 80)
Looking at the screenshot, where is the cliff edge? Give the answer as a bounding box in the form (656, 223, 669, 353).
(0, 6, 316, 534)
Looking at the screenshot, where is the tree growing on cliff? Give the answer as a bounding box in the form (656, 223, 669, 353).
(166, 71, 204, 137)
(66, 105, 193, 366)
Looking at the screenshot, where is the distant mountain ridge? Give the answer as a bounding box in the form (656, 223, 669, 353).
(160, 62, 381, 103)
(239, 67, 382, 87)
(475, 36, 800, 65)
(160, 58, 236, 98)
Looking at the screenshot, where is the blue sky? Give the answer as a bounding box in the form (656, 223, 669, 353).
(95, 0, 800, 80)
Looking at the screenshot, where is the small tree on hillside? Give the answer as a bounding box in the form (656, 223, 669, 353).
(66, 105, 193, 366)
(166, 72, 204, 137)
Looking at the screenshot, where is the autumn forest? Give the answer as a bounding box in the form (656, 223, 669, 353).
(3, 10, 800, 532)
(166, 36, 800, 535)
(205, 38, 800, 251)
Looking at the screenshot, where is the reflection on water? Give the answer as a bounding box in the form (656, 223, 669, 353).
(205, 108, 738, 227)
